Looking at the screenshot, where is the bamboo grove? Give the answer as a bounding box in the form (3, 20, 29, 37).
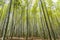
(0, 0, 60, 40)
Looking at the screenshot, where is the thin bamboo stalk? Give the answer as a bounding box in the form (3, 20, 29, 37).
(2, 0, 12, 40)
(39, 0, 52, 40)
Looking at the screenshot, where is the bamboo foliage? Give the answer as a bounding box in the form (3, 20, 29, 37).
(0, 0, 60, 40)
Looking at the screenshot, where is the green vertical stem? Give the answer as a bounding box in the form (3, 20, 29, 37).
(1, 17, 6, 37)
(39, 2, 46, 39)
(10, 11, 14, 40)
(39, 0, 52, 40)
(26, 0, 28, 40)
(2, 0, 12, 40)
(40, 16, 46, 39)
(10, 0, 15, 40)
(43, 0, 56, 40)
(20, 12, 22, 37)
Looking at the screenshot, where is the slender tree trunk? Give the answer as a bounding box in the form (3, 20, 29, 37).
(10, 11, 14, 40)
(2, 0, 12, 40)
(1, 17, 6, 37)
(40, 16, 46, 39)
(39, 0, 52, 40)
(26, 0, 28, 40)
(43, 0, 56, 40)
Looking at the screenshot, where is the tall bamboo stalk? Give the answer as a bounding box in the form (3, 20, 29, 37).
(43, 0, 56, 40)
(10, 9, 14, 40)
(2, 0, 12, 40)
(26, 0, 28, 40)
(39, 0, 52, 40)
(1, 17, 6, 37)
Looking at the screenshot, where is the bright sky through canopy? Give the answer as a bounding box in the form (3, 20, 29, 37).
(52, 0, 57, 3)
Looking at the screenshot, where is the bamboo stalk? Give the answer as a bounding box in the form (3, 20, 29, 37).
(43, 0, 56, 40)
(26, 0, 29, 40)
(2, 0, 12, 40)
(39, 0, 52, 40)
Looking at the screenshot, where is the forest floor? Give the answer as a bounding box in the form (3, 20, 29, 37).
(0, 37, 60, 40)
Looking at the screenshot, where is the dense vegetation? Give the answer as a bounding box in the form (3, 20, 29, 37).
(0, 0, 60, 40)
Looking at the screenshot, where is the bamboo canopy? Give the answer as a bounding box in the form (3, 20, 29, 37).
(0, 0, 60, 40)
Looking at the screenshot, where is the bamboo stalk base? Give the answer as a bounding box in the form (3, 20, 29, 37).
(0, 37, 60, 40)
